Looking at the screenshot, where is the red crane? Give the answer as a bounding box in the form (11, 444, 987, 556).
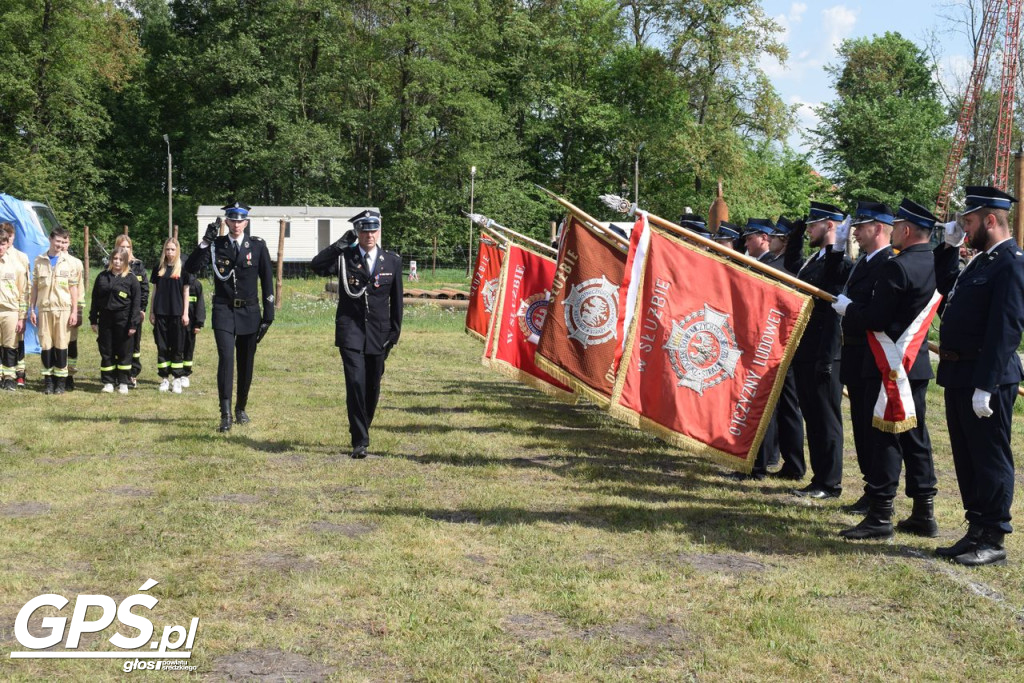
(936, 0, 1024, 219)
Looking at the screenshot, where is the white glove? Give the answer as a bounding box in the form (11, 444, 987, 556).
(833, 216, 851, 251)
(972, 388, 993, 418)
(831, 294, 852, 316)
(943, 215, 965, 247)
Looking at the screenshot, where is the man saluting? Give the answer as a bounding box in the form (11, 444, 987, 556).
(311, 210, 403, 459)
(184, 202, 274, 432)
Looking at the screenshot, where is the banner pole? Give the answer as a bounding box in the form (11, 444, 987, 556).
(532, 185, 630, 249)
(578, 192, 835, 302)
(465, 213, 557, 256)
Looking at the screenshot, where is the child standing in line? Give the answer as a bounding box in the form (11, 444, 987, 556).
(181, 278, 205, 387)
(89, 247, 140, 394)
(114, 234, 149, 389)
(149, 238, 193, 394)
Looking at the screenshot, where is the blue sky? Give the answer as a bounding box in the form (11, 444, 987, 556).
(759, 1, 977, 158)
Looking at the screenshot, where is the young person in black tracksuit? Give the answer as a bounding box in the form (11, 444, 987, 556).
(114, 234, 149, 389)
(89, 246, 141, 394)
(150, 237, 193, 394)
(181, 278, 205, 387)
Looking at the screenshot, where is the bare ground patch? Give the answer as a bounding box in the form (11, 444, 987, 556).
(245, 552, 317, 574)
(0, 501, 51, 517)
(206, 649, 332, 681)
(207, 493, 262, 504)
(501, 612, 578, 641)
(674, 552, 769, 575)
(103, 485, 154, 498)
(309, 520, 376, 538)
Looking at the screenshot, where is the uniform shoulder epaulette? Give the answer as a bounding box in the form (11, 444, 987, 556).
(251, 235, 264, 242)
(385, 248, 401, 258)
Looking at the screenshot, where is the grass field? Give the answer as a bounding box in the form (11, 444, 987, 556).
(1, 278, 1023, 681)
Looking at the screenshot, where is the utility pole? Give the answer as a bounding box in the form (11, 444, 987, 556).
(163, 134, 173, 238)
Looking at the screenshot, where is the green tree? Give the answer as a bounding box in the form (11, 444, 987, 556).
(811, 32, 950, 207)
(0, 0, 141, 245)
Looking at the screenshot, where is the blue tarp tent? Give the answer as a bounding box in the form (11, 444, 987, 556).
(0, 193, 51, 354)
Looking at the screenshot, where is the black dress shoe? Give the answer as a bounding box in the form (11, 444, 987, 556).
(235, 409, 250, 425)
(792, 484, 840, 499)
(350, 446, 368, 459)
(218, 415, 232, 433)
(767, 468, 803, 481)
(726, 471, 765, 482)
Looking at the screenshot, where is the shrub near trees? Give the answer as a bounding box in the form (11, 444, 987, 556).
(0, 2, 950, 265)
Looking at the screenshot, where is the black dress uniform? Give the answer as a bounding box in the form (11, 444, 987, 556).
(742, 219, 785, 478)
(764, 217, 806, 480)
(935, 186, 1024, 565)
(826, 233, 894, 509)
(785, 202, 852, 497)
(310, 210, 403, 458)
(184, 203, 274, 431)
(844, 235, 938, 523)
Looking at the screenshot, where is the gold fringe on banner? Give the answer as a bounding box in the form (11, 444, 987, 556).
(535, 354, 612, 409)
(487, 357, 577, 403)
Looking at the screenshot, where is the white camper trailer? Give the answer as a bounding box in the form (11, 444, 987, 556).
(194, 205, 382, 263)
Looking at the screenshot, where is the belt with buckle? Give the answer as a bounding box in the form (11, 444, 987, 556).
(937, 348, 977, 361)
(215, 297, 257, 308)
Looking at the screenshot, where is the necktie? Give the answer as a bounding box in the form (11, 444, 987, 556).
(365, 253, 373, 276)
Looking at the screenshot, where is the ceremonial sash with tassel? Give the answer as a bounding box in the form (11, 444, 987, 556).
(865, 290, 943, 433)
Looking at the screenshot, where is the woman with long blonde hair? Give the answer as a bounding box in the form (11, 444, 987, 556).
(89, 246, 141, 393)
(149, 238, 193, 393)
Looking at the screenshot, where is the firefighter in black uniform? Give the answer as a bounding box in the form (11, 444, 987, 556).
(182, 277, 205, 386)
(934, 186, 1024, 566)
(824, 202, 895, 516)
(311, 209, 403, 459)
(784, 201, 852, 499)
(765, 217, 806, 481)
(184, 202, 274, 432)
(114, 234, 150, 389)
(834, 199, 939, 540)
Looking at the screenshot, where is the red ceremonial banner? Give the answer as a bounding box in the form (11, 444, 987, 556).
(610, 226, 812, 471)
(535, 217, 627, 406)
(466, 232, 504, 341)
(484, 243, 573, 400)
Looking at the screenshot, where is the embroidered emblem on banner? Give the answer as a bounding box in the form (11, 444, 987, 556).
(665, 304, 743, 395)
(482, 278, 499, 313)
(563, 276, 618, 347)
(517, 291, 550, 344)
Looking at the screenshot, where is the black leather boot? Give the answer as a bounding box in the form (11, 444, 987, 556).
(218, 399, 232, 433)
(896, 495, 939, 537)
(53, 377, 66, 395)
(936, 524, 984, 558)
(951, 528, 1007, 566)
(841, 493, 870, 515)
(235, 408, 250, 425)
(839, 497, 894, 540)
(43, 375, 54, 395)
(65, 375, 75, 392)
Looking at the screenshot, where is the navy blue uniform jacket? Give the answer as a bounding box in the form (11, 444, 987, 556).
(936, 240, 1024, 390)
(311, 243, 403, 354)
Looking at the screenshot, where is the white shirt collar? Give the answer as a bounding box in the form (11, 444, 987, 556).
(864, 245, 888, 261)
(987, 238, 1012, 255)
(360, 246, 378, 263)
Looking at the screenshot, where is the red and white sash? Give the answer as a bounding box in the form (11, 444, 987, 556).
(865, 290, 942, 433)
